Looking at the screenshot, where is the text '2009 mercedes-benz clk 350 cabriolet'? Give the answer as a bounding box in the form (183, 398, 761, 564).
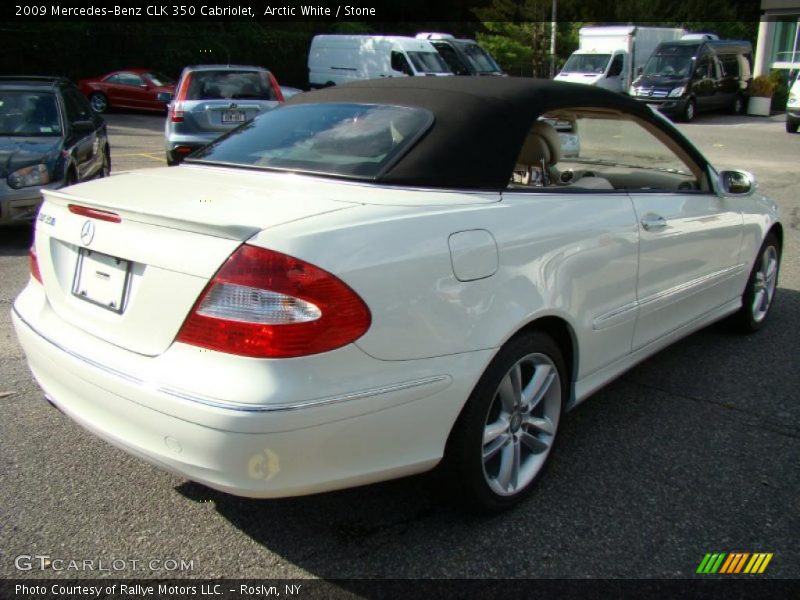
(13, 78, 781, 511)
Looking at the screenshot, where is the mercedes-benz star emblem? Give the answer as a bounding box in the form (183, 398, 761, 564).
(80, 220, 95, 246)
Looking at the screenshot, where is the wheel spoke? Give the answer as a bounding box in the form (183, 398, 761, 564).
(497, 368, 520, 411)
(496, 440, 521, 491)
(521, 364, 554, 411)
(524, 415, 554, 436)
(483, 433, 510, 462)
(763, 283, 773, 309)
(753, 289, 765, 313)
(765, 259, 777, 286)
(483, 419, 509, 445)
(520, 431, 550, 454)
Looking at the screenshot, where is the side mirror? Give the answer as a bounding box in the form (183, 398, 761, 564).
(637, 66, 643, 76)
(71, 120, 95, 133)
(719, 170, 755, 196)
(156, 91, 173, 103)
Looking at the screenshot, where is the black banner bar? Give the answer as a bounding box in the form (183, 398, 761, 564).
(2, 579, 799, 600)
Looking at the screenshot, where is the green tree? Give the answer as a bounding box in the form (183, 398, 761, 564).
(474, 0, 553, 77)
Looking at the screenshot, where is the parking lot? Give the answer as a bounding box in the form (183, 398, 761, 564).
(1, 111, 798, 580)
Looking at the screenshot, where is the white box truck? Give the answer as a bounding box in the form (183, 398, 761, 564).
(556, 26, 686, 93)
(308, 35, 452, 88)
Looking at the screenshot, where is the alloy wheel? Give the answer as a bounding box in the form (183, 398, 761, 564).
(481, 352, 561, 496)
(751, 245, 778, 323)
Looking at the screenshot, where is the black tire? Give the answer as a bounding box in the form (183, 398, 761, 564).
(89, 92, 109, 114)
(446, 331, 567, 512)
(98, 147, 111, 178)
(786, 117, 799, 134)
(727, 232, 780, 333)
(682, 98, 696, 122)
(731, 94, 745, 115)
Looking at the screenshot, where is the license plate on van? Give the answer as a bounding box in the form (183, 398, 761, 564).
(72, 248, 131, 313)
(222, 110, 245, 124)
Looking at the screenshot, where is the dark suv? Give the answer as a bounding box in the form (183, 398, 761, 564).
(629, 40, 752, 122)
(0, 77, 110, 225)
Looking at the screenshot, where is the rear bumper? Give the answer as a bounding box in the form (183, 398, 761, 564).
(164, 132, 218, 163)
(12, 282, 490, 498)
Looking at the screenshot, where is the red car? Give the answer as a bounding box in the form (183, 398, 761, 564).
(78, 68, 176, 113)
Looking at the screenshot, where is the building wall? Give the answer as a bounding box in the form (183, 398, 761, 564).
(755, 1, 800, 75)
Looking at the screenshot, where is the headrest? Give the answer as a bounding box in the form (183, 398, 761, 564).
(517, 121, 561, 166)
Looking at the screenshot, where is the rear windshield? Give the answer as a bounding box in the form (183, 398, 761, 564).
(0, 91, 61, 136)
(188, 103, 433, 179)
(186, 70, 277, 101)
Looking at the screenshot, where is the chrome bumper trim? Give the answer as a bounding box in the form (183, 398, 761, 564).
(13, 306, 450, 413)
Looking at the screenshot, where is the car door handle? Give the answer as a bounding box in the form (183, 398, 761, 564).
(641, 214, 667, 231)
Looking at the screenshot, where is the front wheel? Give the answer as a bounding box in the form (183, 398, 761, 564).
(787, 117, 800, 134)
(682, 98, 696, 122)
(728, 232, 780, 333)
(731, 94, 745, 115)
(447, 331, 566, 512)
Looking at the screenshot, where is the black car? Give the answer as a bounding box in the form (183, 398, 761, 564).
(0, 77, 110, 225)
(629, 40, 753, 122)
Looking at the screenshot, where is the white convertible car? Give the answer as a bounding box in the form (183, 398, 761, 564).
(13, 78, 782, 510)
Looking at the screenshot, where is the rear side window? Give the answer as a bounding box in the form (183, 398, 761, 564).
(719, 55, 739, 78)
(186, 71, 277, 101)
(106, 73, 144, 86)
(189, 103, 433, 179)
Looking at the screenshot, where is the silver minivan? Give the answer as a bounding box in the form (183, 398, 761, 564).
(163, 65, 284, 165)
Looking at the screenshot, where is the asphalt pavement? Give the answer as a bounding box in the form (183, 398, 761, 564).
(0, 110, 798, 581)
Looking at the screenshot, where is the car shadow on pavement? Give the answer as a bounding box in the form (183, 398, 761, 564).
(174, 287, 800, 579)
(0, 225, 33, 257)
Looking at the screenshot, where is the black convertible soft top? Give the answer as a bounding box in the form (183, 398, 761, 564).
(287, 77, 706, 190)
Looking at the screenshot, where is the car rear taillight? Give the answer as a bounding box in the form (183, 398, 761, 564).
(176, 245, 371, 358)
(170, 102, 185, 123)
(29, 245, 42, 284)
(268, 72, 285, 103)
(170, 73, 192, 123)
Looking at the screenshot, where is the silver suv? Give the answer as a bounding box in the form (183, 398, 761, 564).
(163, 65, 284, 165)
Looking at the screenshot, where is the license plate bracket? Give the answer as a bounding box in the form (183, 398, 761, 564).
(72, 248, 131, 313)
(222, 110, 245, 124)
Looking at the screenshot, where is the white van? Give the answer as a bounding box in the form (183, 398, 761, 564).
(308, 35, 452, 88)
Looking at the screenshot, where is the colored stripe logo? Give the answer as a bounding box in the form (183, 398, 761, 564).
(697, 553, 773, 574)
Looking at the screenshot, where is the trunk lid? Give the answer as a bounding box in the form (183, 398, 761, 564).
(183, 99, 279, 133)
(34, 165, 359, 356)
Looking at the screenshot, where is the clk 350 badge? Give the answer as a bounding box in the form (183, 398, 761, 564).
(37, 212, 55, 226)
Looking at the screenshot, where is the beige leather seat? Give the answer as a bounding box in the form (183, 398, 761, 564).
(515, 121, 562, 184)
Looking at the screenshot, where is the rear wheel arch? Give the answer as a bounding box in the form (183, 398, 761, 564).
(768, 223, 784, 256)
(442, 321, 573, 510)
(515, 315, 577, 390)
(444, 314, 578, 453)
